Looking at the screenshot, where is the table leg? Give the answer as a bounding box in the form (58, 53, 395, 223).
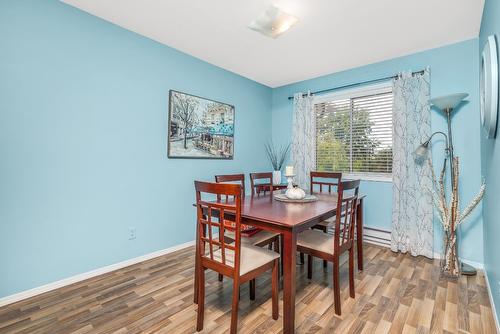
(356, 197, 364, 271)
(282, 231, 297, 334)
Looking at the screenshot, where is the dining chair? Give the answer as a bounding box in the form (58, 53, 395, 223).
(194, 181, 279, 333)
(306, 171, 343, 268)
(310, 171, 342, 232)
(215, 174, 280, 291)
(249, 172, 285, 277)
(296, 179, 360, 316)
(215, 174, 246, 198)
(249, 172, 274, 196)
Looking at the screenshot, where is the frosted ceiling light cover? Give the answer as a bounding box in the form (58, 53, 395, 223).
(248, 6, 298, 39)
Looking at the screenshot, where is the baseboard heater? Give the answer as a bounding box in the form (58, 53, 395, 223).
(360, 225, 391, 248)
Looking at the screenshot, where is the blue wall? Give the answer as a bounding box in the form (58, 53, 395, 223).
(271, 39, 484, 265)
(480, 0, 500, 322)
(0, 0, 489, 300)
(0, 0, 272, 297)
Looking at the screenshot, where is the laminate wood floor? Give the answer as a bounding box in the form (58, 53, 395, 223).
(0, 244, 496, 334)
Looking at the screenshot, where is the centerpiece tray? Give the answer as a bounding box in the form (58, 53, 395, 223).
(274, 193, 318, 203)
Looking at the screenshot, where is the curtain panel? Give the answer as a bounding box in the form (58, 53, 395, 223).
(292, 92, 315, 191)
(391, 69, 433, 258)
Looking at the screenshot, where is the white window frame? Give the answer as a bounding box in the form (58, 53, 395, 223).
(313, 81, 393, 183)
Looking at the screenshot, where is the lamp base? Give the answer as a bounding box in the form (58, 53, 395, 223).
(461, 262, 477, 276)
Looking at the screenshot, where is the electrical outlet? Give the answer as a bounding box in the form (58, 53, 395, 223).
(128, 227, 136, 240)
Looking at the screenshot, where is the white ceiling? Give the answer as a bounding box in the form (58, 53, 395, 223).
(61, 0, 484, 88)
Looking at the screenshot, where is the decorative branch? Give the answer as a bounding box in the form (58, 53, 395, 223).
(458, 181, 485, 226)
(428, 158, 448, 229)
(426, 154, 485, 277)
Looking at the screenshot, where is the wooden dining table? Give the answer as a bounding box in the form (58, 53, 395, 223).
(194, 192, 365, 334)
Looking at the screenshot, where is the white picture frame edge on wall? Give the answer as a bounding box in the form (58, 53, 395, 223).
(480, 34, 499, 139)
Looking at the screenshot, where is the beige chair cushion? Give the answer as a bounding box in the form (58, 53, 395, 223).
(207, 244, 280, 275)
(315, 217, 335, 228)
(226, 230, 279, 246)
(315, 210, 347, 228)
(297, 229, 334, 255)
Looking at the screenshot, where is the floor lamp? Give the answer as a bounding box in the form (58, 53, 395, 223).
(414, 93, 477, 276)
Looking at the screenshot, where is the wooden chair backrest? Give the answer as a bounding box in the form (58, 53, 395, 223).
(195, 181, 242, 277)
(310, 171, 342, 194)
(249, 172, 274, 196)
(333, 179, 360, 255)
(215, 174, 245, 200)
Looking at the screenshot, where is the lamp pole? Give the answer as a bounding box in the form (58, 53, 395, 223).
(445, 108, 455, 184)
(421, 93, 475, 276)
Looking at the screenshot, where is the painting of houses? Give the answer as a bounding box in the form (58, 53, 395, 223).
(167, 90, 235, 159)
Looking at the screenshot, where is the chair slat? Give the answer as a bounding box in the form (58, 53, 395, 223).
(194, 180, 242, 273)
(310, 171, 342, 195)
(250, 172, 274, 197)
(215, 174, 245, 202)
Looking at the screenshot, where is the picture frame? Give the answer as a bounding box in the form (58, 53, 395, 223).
(480, 35, 499, 139)
(167, 90, 235, 159)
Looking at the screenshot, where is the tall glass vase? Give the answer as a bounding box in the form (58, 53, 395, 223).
(441, 229, 459, 278)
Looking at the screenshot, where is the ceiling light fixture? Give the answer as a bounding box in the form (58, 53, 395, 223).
(248, 5, 299, 39)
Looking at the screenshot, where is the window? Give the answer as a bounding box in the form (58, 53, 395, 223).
(315, 84, 393, 181)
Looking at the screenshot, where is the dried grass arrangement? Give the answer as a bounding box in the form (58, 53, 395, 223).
(265, 141, 291, 171)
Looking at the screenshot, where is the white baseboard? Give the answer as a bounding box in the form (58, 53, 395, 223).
(484, 269, 500, 334)
(431, 252, 485, 270)
(0, 240, 195, 308)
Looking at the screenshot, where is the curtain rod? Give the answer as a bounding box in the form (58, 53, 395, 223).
(286, 69, 426, 100)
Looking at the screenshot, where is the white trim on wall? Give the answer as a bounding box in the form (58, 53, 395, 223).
(0, 240, 195, 308)
(431, 252, 485, 270)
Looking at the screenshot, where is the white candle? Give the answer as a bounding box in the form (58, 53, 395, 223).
(285, 166, 294, 176)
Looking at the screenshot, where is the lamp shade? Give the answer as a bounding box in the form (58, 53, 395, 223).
(430, 93, 468, 111)
(413, 143, 430, 164)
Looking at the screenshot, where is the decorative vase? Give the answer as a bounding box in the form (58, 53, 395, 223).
(285, 186, 306, 200)
(272, 170, 281, 185)
(442, 230, 459, 277)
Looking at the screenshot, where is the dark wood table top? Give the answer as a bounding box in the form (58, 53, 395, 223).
(240, 194, 337, 229)
(194, 192, 365, 232)
(235, 193, 365, 231)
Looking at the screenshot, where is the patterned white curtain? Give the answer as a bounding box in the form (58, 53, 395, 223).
(391, 69, 433, 258)
(292, 92, 315, 191)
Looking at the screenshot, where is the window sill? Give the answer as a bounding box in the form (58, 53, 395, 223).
(344, 173, 392, 183)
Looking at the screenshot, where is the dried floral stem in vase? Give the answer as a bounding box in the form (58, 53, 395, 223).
(428, 156, 485, 278)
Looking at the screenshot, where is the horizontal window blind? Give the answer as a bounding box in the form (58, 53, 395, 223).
(315, 90, 393, 177)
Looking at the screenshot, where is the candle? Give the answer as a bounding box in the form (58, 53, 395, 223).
(285, 166, 294, 176)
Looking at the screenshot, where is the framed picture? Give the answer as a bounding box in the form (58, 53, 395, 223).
(167, 90, 235, 159)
